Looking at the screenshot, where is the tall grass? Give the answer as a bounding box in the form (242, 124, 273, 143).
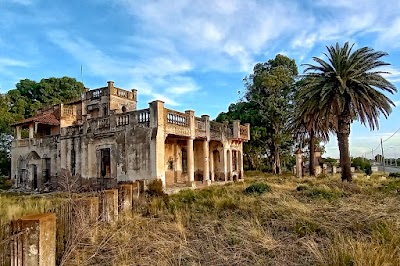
(2, 172, 400, 265)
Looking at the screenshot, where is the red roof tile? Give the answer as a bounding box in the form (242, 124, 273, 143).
(12, 113, 60, 126)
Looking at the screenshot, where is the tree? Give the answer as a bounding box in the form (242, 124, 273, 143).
(292, 77, 331, 176)
(0, 77, 85, 176)
(300, 42, 397, 181)
(244, 54, 298, 174)
(216, 101, 268, 170)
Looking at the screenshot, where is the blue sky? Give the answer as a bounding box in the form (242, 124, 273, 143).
(1, 0, 400, 158)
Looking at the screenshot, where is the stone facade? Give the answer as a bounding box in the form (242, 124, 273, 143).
(10, 81, 250, 190)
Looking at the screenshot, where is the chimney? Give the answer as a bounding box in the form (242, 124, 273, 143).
(107, 81, 114, 90)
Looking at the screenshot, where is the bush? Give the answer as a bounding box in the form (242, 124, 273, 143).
(388, 172, 400, 178)
(0, 176, 12, 190)
(146, 179, 165, 197)
(244, 182, 271, 195)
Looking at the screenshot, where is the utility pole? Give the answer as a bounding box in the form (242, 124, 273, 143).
(381, 138, 385, 174)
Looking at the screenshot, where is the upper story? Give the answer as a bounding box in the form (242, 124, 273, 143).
(11, 81, 250, 149)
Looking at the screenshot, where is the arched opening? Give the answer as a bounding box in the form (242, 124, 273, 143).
(122, 106, 127, 113)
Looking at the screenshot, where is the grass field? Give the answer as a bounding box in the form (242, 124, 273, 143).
(1, 172, 400, 265)
(67, 172, 400, 266)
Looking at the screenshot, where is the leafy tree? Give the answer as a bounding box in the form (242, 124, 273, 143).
(244, 54, 298, 174)
(300, 42, 396, 181)
(352, 157, 372, 174)
(0, 77, 85, 176)
(216, 101, 267, 170)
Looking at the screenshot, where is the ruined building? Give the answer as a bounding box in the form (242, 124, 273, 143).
(10, 81, 250, 191)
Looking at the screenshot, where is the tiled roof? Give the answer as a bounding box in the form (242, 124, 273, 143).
(12, 113, 60, 126)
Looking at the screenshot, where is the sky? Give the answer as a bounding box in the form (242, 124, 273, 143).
(1, 0, 400, 159)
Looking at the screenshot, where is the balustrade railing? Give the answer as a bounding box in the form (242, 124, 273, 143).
(63, 106, 74, 116)
(117, 114, 129, 127)
(136, 109, 150, 126)
(98, 118, 110, 129)
(165, 109, 188, 127)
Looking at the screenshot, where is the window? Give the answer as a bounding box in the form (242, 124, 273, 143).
(181, 148, 188, 172)
(122, 106, 127, 113)
(101, 148, 111, 177)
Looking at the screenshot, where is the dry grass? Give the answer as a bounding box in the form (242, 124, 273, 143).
(64, 172, 400, 266)
(1, 172, 400, 265)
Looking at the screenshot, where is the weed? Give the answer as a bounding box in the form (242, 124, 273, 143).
(244, 182, 271, 195)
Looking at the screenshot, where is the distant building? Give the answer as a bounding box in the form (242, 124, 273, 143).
(10, 81, 250, 191)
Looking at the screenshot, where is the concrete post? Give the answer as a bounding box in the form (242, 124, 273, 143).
(203, 140, 210, 185)
(29, 123, 34, 139)
(75, 197, 99, 242)
(187, 137, 195, 188)
(16, 126, 21, 140)
(295, 149, 303, 178)
(209, 150, 214, 182)
(118, 183, 133, 212)
(227, 149, 232, 181)
(223, 147, 228, 181)
(332, 166, 337, 174)
(149, 100, 165, 186)
(100, 189, 118, 223)
(232, 120, 240, 139)
(132, 181, 140, 198)
(12, 213, 56, 266)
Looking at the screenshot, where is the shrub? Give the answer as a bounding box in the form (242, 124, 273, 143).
(388, 172, 400, 178)
(303, 186, 344, 200)
(244, 182, 271, 195)
(0, 176, 12, 190)
(146, 179, 165, 197)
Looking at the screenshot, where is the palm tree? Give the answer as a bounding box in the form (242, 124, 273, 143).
(300, 42, 397, 181)
(292, 79, 332, 176)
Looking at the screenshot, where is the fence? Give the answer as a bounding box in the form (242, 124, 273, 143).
(0, 180, 143, 266)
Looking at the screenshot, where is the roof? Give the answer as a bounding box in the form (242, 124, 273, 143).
(12, 113, 60, 126)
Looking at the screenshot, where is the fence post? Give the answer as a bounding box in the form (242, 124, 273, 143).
(100, 189, 118, 223)
(11, 213, 56, 266)
(118, 184, 133, 212)
(132, 181, 140, 199)
(74, 196, 99, 242)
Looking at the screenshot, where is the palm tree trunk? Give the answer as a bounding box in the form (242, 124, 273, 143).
(337, 116, 352, 182)
(309, 130, 315, 176)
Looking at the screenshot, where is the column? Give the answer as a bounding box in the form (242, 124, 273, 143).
(228, 149, 232, 181)
(295, 149, 303, 178)
(187, 137, 195, 188)
(203, 140, 210, 185)
(29, 123, 34, 139)
(223, 147, 228, 181)
(209, 149, 214, 182)
(240, 150, 244, 180)
(149, 100, 166, 186)
(16, 126, 21, 140)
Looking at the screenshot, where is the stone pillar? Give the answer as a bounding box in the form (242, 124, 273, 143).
(209, 150, 214, 182)
(187, 137, 195, 188)
(100, 189, 118, 223)
(223, 147, 228, 181)
(74, 197, 99, 242)
(149, 100, 166, 186)
(132, 181, 140, 198)
(332, 166, 337, 174)
(203, 140, 210, 185)
(240, 149, 244, 180)
(232, 120, 240, 139)
(118, 183, 133, 212)
(295, 149, 303, 178)
(29, 123, 34, 139)
(315, 165, 322, 176)
(12, 213, 56, 266)
(227, 149, 232, 181)
(16, 126, 21, 140)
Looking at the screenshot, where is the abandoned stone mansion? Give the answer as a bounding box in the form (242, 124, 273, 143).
(10, 81, 250, 191)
